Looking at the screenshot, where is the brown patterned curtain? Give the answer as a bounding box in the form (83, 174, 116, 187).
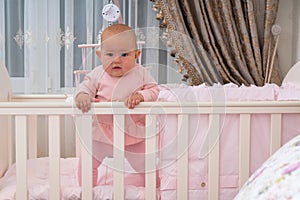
(151, 0, 282, 86)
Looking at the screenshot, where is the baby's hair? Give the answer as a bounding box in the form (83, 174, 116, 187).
(101, 24, 137, 49)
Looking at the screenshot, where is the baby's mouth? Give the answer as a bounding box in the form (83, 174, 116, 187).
(112, 66, 121, 70)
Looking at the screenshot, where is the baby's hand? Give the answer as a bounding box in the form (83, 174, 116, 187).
(75, 93, 94, 113)
(125, 92, 144, 109)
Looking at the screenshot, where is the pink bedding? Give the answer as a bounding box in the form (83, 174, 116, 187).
(0, 157, 146, 200)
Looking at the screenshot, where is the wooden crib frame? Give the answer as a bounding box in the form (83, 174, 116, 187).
(1, 96, 300, 200)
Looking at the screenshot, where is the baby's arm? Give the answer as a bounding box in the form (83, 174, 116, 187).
(75, 67, 101, 112)
(125, 81, 159, 109)
(137, 67, 160, 102)
(124, 67, 160, 109)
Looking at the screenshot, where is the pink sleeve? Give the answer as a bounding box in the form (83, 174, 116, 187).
(137, 67, 160, 101)
(74, 67, 101, 99)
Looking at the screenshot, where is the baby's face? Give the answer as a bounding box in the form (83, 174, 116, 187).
(97, 31, 140, 77)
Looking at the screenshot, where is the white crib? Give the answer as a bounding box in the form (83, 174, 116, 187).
(1, 98, 300, 200)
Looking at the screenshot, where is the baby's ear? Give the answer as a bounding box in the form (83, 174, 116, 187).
(135, 50, 141, 60)
(96, 50, 101, 59)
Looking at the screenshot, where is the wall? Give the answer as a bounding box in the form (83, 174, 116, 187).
(292, 0, 300, 63)
(276, 0, 299, 77)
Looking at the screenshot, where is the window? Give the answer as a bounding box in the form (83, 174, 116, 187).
(0, 0, 182, 94)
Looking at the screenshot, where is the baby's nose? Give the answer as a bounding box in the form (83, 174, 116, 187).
(113, 55, 122, 62)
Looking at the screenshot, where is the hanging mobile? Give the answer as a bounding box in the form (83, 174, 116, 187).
(99, 0, 122, 38)
(102, 2, 121, 24)
(75, 0, 123, 86)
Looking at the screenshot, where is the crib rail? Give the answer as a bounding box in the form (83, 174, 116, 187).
(1, 101, 300, 200)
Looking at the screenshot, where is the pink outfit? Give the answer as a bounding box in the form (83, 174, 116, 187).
(75, 64, 159, 187)
(75, 64, 159, 145)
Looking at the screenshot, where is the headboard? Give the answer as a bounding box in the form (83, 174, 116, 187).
(282, 61, 300, 85)
(0, 62, 12, 177)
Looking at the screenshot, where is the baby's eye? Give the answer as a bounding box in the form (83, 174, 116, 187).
(106, 53, 114, 57)
(121, 52, 129, 57)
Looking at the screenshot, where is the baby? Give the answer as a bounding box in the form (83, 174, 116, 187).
(75, 24, 159, 187)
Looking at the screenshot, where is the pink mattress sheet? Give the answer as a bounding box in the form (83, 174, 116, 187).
(0, 157, 146, 200)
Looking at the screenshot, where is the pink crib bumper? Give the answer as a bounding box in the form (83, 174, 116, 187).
(157, 82, 300, 200)
(158, 82, 300, 102)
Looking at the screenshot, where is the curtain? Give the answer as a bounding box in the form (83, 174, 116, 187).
(151, 0, 282, 86)
(0, 0, 182, 94)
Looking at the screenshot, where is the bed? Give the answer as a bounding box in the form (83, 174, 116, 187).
(1, 62, 300, 200)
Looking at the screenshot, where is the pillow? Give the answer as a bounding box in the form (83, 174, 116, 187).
(234, 134, 300, 200)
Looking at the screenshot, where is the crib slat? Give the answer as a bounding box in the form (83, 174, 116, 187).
(208, 114, 220, 200)
(79, 115, 93, 200)
(49, 115, 61, 200)
(177, 114, 189, 200)
(28, 115, 38, 159)
(145, 114, 157, 200)
(239, 114, 250, 188)
(75, 130, 82, 158)
(75, 116, 82, 158)
(8, 116, 14, 166)
(113, 114, 125, 200)
(15, 116, 28, 200)
(270, 114, 282, 155)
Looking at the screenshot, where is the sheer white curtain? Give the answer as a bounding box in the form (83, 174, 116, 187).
(0, 0, 4, 63)
(294, 0, 300, 62)
(0, 0, 63, 93)
(0, 0, 182, 94)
